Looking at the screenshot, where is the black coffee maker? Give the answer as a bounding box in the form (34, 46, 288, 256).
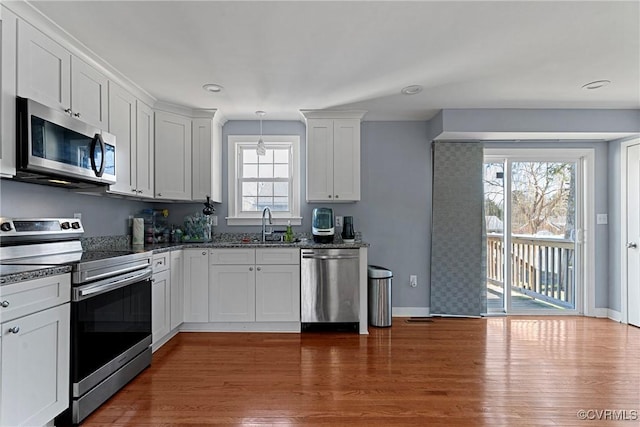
(341, 216, 355, 243)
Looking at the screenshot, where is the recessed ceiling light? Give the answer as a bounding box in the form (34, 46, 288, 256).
(401, 85, 423, 95)
(202, 83, 223, 93)
(581, 80, 611, 90)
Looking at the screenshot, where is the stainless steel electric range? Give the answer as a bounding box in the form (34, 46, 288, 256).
(0, 218, 153, 425)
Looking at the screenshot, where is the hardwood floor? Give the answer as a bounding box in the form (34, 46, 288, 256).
(82, 317, 640, 426)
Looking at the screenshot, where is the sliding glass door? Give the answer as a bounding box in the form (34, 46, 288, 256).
(484, 150, 583, 314)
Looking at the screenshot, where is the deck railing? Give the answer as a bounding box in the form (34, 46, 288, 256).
(486, 234, 575, 308)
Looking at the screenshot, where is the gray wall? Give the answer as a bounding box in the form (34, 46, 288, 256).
(0, 180, 153, 237)
(1, 117, 626, 313)
(170, 120, 433, 309)
(484, 140, 610, 310)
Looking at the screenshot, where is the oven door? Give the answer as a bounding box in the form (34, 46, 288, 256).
(71, 268, 152, 397)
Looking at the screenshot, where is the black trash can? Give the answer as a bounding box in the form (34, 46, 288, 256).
(368, 265, 393, 327)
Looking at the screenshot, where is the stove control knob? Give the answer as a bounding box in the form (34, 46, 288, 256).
(0, 222, 12, 232)
(71, 222, 81, 229)
(61, 222, 71, 230)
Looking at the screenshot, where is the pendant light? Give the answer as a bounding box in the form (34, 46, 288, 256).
(256, 110, 266, 156)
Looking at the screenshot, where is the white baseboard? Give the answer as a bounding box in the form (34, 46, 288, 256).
(592, 308, 623, 322)
(392, 307, 430, 317)
(180, 321, 301, 333)
(593, 308, 609, 318)
(607, 309, 622, 322)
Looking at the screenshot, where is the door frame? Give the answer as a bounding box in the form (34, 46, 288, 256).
(485, 148, 595, 316)
(620, 138, 640, 325)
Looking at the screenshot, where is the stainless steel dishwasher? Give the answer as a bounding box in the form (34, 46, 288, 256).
(301, 248, 360, 330)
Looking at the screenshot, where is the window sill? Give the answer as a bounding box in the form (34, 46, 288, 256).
(226, 217, 302, 227)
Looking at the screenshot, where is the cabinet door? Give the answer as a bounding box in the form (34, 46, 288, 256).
(136, 101, 155, 198)
(1, 274, 71, 323)
(209, 265, 255, 322)
(332, 119, 361, 201)
(192, 118, 212, 201)
(155, 110, 192, 200)
(210, 119, 223, 203)
(151, 269, 171, 347)
(170, 250, 184, 330)
(0, 7, 18, 178)
(306, 119, 334, 202)
(108, 82, 137, 195)
(16, 20, 71, 112)
(183, 249, 209, 322)
(70, 56, 108, 129)
(0, 303, 70, 427)
(255, 265, 300, 322)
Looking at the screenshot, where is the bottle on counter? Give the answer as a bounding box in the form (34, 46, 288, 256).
(285, 220, 294, 243)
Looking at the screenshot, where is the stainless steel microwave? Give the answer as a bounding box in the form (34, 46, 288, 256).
(16, 97, 116, 188)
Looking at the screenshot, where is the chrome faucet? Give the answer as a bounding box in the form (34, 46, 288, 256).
(261, 207, 273, 242)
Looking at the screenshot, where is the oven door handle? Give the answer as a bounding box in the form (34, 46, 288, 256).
(73, 267, 153, 302)
(77, 260, 152, 283)
(301, 254, 360, 260)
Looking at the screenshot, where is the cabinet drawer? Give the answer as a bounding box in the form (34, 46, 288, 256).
(256, 248, 300, 265)
(210, 249, 255, 265)
(0, 274, 71, 322)
(152, 252, 170, 273)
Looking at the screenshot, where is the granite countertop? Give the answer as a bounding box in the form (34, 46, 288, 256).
(0, 265, 73, 286)
(1, 233, 368, 284)
(146, 237, 369, 254)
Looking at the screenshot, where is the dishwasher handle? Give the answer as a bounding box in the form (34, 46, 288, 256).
(302, 253, 359, 260)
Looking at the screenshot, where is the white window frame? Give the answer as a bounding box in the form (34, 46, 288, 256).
(226, 135, 302, 226)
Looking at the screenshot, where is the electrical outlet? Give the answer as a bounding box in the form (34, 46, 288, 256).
(211, 215, 218, 226)
(335, 216, 343, 227)
(597, 214, 608, 225)
(410, 275, 417, 288)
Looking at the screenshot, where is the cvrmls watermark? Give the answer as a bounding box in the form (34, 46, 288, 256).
(576, 409, 638, 421)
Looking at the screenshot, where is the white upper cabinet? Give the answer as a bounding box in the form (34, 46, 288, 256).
(192, 115, 222, 203)
(108, 82, 154, 198)
(1, 6, 18, 178)
(302, 111, 365, 202)
(108, 82, 137, 195)
(136, 100, 155, 197)
(306, 119, 334, 201)
(17, 20, 108, 129)
(17, 19, 71, 112)
(70, 56, 108, 129)
(155, 110, 192, 200)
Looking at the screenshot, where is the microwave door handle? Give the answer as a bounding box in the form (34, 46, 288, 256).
(90, 133, 106, 177)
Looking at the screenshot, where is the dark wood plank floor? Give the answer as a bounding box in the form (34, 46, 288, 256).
(82, 317, 640, 426)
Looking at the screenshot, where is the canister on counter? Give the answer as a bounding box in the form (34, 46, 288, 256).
(132, 218, 144, 245)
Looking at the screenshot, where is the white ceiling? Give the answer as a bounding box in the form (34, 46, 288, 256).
(26, 0, 640, 121)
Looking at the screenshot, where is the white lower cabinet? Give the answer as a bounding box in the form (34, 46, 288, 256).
(209, 248, 300, 323)
(183, 249, 209, 322)
(0, 274, 71, 427)
(255, 264, 300, 322)
(151, 268, 171, 347)
(170, 250, 184, 329)
(209, 265, 255, 322)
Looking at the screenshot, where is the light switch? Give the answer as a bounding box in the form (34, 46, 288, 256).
(597, 214, 608, 225)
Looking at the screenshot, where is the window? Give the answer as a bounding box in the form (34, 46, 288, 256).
(227, 135, 301, 226)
